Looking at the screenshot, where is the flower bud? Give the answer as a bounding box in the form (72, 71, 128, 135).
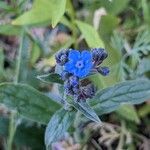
(64, 81, 74, 95)
(55, 49, 70, 65)
(72, 85, 80, 94)
(82, 84, 96, 99)
(73, 84, 96, 101)
(97, 66, 109, 76)
(92, 48, 108, 66)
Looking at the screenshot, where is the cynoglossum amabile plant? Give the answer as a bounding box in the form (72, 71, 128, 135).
(55, 48, 109, 101)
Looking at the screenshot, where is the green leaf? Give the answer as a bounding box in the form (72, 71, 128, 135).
(12, 0, 67, 27)
(99, 15, 120, 42)
(71, 101, 101, 123)
(66, 0, 76, 19)
(37, 73, 63, 84)
(30, 42, 41, 65)
(90, 79, 150, 116)
(50, 0, 67, 27)
(45, 109, 75, 148)
(0, 24, 22, 36)
(0, 83, 61, 124)
(138, 104, 150, 117)
(116, 105, 140, 124)
(76, 20, 104, 48)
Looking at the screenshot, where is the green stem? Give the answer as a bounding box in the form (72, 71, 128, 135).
(15, 30, 24, 84)
(7, 112, 17, 150)
(7, 30, 25, 150)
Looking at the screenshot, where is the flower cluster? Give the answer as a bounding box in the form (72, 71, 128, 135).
(55, 48, 109, 101)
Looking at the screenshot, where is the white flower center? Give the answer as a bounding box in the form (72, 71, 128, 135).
(75, 60, 84, 69)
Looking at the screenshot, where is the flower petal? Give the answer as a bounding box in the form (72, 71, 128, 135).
(75, 68, 89, 77)
(68, 50, 80, 62)
(84, 61, 93, 70)
(64, 62, 74, 72)
(81, 50, 92, 62)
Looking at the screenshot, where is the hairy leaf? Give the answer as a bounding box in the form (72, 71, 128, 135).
(37, 73, 63, 84)
(0, 83, 61, 124)
(90, 79, 150, 115)
(45, 109, 75, 148)
(71, 101, 101, 123)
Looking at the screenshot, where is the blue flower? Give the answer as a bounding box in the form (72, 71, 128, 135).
(64, 50, 92, 78)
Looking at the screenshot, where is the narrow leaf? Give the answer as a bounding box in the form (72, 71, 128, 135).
(17, 32, 30, 83)
(45, 109, 75, 148)
(76, 20, 104, 48)
(90, 79, 150, 115)
(0, 83, 61, 124)
(71, 101, 101, 123)
(37, 73, 63, 84)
